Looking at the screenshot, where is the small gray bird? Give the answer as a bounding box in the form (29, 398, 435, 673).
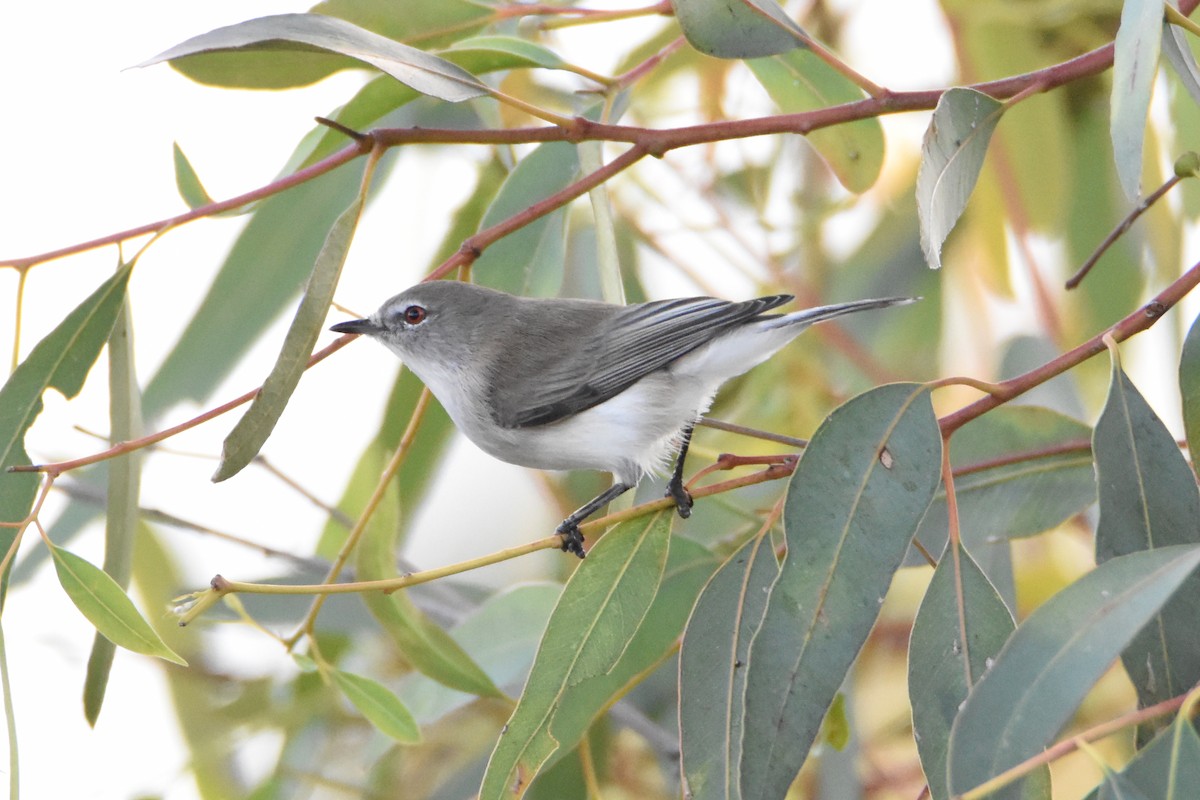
(330, 281, 914, 557)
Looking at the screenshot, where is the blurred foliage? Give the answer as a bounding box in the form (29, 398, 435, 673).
(4, 0, 1200, 799)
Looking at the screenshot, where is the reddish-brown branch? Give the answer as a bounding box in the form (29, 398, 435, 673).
(9, 335, 354, 475)
(940, 258, 1200, 435)
(7, 0, 1198, 272)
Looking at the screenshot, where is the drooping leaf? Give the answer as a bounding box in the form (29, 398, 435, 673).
(139, 14, 489, 103)
(671, 0, 804, 58)
(444, 36, 567, 70)
(947, 545, 1200, 799)
(213, 189, 366, 481)
(909, 543, 1037, 800)
(472, 141, 580, 297)
(747, 49, 884, 193)
(0, 263, 133, 538)
(679, 534, 778, 800)
(143, 162, 364, 418)
(399, 583, 564, 724)
(1111, 0, 1165, 200)
(1094, 354, 1200, 740)
(1163, 22, 1200, 107)
(479, 513, 671, 799)
(332, 669, 421, 743)
(353, 429, 501, 698)
(50, 544, 186, 666)
(83, 293, 144, 726)
(917, 88, 1005, 269)
(739, 384, 941, 800)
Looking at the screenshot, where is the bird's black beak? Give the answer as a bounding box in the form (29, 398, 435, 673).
(330, 318, 381, 336)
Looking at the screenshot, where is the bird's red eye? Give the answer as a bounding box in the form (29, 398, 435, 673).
(403, 305, 427, 325)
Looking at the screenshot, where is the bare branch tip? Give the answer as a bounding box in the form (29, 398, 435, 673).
(315, 116, 370, 144)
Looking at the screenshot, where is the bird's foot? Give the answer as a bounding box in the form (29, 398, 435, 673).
(556, 520, 587, 559)
(666, 479, 694, 519)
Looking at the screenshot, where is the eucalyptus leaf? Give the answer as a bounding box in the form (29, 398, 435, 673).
(947, 545, 1200, 799)
(740, 384, 941, 800)
(140, 14, 489, 103)
(50, 544, 186, 666)
(671, 0, 803, 58)
(1111, 0, 1165, 200)
(479, 513, 671, 799)
(213, 190, 365, 481)
(917, 88, 1005, 269)
(333, 669, 421, 742)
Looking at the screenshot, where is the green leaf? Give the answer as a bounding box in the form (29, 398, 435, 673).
(172, 142, 216, 210)
(212, 189, 365, 481)
(83, 293, 144, 726)
(50, 544, 186, 666)
(947, 545, 1200, 799)
(740, 384, 942, 800)
(353, 432, 500, 698)
(909, 543, 1033, 800)
(143, 162, 364, 418)
(679, 534, 778, 800)
(1181, 311, 1200, 462)
(479, 512, 672, 799)
(0, 263, 133, 535)
(1111, 0, 1164, 200)
(332, 670, 421, 743)
(473, 142, 580, 297)
(671, 0, 804, 58)
(747, 49, 884, 193)
(445, 36, 567, 70)
(1094, 355, 1200, 739)
(399, 583, 563, 724)
(139, 14, 489, 103)
(1163, 22, 1200, 107)
(917, 88, 1005, 269)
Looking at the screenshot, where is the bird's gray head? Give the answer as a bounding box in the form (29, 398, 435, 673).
(329, 281, 511, 364)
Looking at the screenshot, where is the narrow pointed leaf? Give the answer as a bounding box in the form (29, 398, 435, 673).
(670, 0, 802, 58)
(354, 439, 500, 698)
(1111, 0, 1164, 200)
(947, 545, 1200, 799)
(172, 142, 216, 211)
(332, 669, 421, 743)
(740, 384, 941, 800)
(917, 88, 1005, 269)
(680, 534, 779, 800)
(445, 36, 567, 70)
(909, 543, 1032, 800)
(1163, 23, 1200, 106)
(213, 191, 364, 481)
(479, 512, 671, 799)
(139, 14, 489, 103)
(144, 162, 363, 418)
(50, 544, 186, 666)
(1094, 356, 1200, 738)
(748, 50, 884, 193)
(83, 294, 144, 726)
(0, 263, 133, 536)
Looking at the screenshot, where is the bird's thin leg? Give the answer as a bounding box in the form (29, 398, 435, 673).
(665, 422, 695, 520)
(556, 482, 634, 558)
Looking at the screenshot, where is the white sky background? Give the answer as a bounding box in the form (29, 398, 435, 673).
(0, 2, 956, 798)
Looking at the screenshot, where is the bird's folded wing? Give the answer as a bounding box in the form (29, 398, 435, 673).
(498, 294, 792, 428)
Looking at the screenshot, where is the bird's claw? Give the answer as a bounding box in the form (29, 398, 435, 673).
(556, 521, 587, 558)
(666, 480, 694, 519)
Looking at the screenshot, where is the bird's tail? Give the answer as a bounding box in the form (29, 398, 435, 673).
(763, 296, 919, 329)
